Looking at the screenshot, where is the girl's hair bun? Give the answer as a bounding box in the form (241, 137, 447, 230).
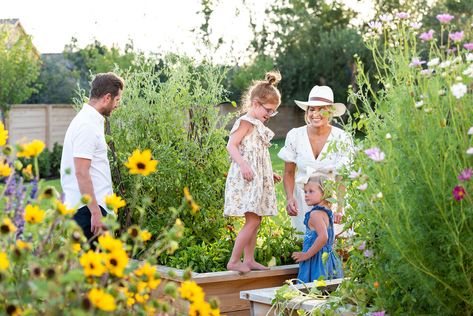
(265, 70, 281, 86)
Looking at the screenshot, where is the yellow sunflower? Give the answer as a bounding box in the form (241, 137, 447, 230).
(0, 122, 8, 146)
(24, 205, 46, 224)
(1, 218, 16, 234)
(98, 233, 124, 253)
(104, 193, 126, 214)
(124, 149, 158, 176)
(88, 288, 116, 312)
(0, 161, 11, 178)
(17, 140, 45, 158)
(179, 280, 205, 303)
(55, 200, 75, 216)
(140, 230, 152, 242)
(104, 249, 129, 277)
(79, 250, 106, 277)
(0, 252, 9, 270)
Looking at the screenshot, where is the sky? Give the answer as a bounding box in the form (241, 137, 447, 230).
(2, 0, 374, 64)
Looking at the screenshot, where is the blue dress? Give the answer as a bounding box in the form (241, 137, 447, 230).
(297, 205, 344, 283)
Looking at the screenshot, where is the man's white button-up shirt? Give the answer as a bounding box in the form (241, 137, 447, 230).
(60, 103, 113, 214)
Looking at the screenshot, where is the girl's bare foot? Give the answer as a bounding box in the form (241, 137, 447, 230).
(244, 260, 269, 270)
(227, 261, 250, 273)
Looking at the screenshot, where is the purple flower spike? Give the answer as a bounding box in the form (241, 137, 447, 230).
(449, 31, 464, 43)
(464, 43, 473, 51)
(458, 168, 472, 181)
(364, 147, 385, 162)
(436, 13, 454, 24)
(419, 29, 435, 42)
(453, 186, 466, 201)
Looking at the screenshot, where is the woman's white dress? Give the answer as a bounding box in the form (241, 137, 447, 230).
(278, 125, 354, 234)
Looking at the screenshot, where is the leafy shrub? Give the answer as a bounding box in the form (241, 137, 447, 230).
(103, 55, 300, 272)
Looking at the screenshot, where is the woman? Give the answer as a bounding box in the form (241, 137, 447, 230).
(278, 85, 354, 235)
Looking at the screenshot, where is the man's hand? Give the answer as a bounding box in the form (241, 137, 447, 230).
(292, 251, 308, 263)
(90, 207, 105, 236)
(286, 197, 298, 216)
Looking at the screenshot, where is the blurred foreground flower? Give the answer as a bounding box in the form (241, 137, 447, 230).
(104, 193, 126, 214)
(17, 140, 45, 158)
(364, 147, 385, 162)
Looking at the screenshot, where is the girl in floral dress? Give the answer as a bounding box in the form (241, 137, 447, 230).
(224, 71, 282, 273)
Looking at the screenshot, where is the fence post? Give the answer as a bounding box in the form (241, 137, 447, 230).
(45, 104, 53, 150)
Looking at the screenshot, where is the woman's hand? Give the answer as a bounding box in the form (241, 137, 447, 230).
(333, 211, 343, 224)
(286, 197, 298, 216)
(292, 251, 308, 263)
(273, 172, 282, 183)
(240, 162, 254, 181)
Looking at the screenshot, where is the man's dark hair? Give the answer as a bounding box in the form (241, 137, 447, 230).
(89, 72, 124, 99)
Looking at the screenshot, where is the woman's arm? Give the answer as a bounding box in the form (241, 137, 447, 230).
(292, 212, 329, 263)
(283, 162, 298, 216)
(227, 120, 253, 181)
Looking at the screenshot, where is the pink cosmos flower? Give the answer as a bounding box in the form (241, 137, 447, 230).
(358, 241, 366, 250)
(357, 183, 368, 191)
(379, 14, 392, 23)
(396, 12, 409, 19)
(449, 31, 464, 43)
(419, 30, 434, 42)
(410, 22, 422, 29)
(364, 147, 385, 162)
(349, 168, 362, 179)
(420, 69, 433, 76)
(458, 168, 472, 181)
(464, 43, 473, 51)
(409, 57, 426, 67)
(372, 312, 386, 316)
(436, 13, 454, 24)
(364, 249, 374, 258)
(453, 186, 466, 201)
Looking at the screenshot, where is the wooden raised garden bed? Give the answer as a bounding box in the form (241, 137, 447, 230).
(240, 278, 344, 315)
(156, 264, 299, 315)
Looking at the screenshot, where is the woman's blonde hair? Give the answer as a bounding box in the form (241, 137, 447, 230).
(241, 71, 282, 113)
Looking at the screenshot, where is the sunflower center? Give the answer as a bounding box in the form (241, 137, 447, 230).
(137, 162, 146, 170)
(110, 258, 118, 266)
(1, 225, 9, 233)
(90, 263, 95, 269)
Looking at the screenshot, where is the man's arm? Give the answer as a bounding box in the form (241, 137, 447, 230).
(74, 157, 104, 236)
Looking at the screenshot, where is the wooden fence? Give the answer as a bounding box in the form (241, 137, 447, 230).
(5, 103, 306, 150)
(6, 104, 76, 150)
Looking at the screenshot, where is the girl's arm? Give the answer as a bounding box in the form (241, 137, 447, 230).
(283, 162, 298, 215)
(227, 120, 254, 181)
(292, 212, 329, 263)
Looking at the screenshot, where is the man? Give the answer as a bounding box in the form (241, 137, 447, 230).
(60, 72, 124, 244)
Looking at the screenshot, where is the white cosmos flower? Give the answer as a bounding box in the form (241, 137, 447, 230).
(415, 100, 424, 108)
(385, 133, 392, 140)
(466, 53, 473, 62)
(467, 148, 473, 155)
(468, 127, 473, 135)
(451, 83, 467, 99)
(427, 58, 440, 67)
(357, 183, 368, 191)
